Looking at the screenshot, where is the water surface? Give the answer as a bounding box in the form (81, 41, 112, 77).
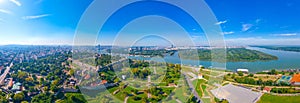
(129, 47, 300, 72)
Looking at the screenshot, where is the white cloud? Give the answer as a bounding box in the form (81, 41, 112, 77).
(222, 31, 234, 35)
(215, 20, 227, 25)
(255, 19, 262, 23)
(9, 0, 21, 6)
(22, 14, 50, 20)
(242, 24, 253, 32)
(0, 9, 13, 14)
(275, 33, 297, 37)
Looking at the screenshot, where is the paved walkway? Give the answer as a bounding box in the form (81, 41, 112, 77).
(124, 96, 129, 103)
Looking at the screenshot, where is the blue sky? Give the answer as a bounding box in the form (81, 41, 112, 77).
(0, 0, 300, 45)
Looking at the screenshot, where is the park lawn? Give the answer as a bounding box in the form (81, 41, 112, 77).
(174, 85, 190, 101)
(201, 70, 211, 75)
(63, 93, 87, 103)
(127, 97, 143, 103)
(181, 66, 195, 73)
(114, 91, 127, 101)
(257, 94, 300, 103)
(107, 86, 119, 93)
(202, 98, 211, 103)
(114, 86, 135, 100)
(192, 79, 198, 86)
(158, 82, 168, 86)
(202, 85, 209, 96)
(209, 70, 224, 76)
(196, 86, 203, 97)
(195, 79, 207, 97)
(254, 75, 278, 81)
(127, 93, 148, 103)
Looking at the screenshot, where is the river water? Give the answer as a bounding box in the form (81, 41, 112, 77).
(129, 47, 300, 73)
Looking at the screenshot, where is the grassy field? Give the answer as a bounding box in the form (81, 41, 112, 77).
(257, 94, 300, 103)
(194, 79, 207, 98)
(173, 79, 191, 102)
(202, 98, 211, 103)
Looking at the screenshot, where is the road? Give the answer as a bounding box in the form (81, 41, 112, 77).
(176, 99, 183, 103)
(0, 52, 18, 85)
(103, 58, 127, 68)
(183, 72, 201, 103)
(0, 62, 13, 85)
(147, 75, 151, 98)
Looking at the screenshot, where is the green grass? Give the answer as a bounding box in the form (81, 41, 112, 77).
(194, 79, 207, 97)
(202, 98, 211, 103)
(182, 67, 195, 73)
(107, 86, 119, 93)
(173, 86, 190, 101)
(257, 94, 300, 103)
(202, 85, 209, 96)
(63, 93, 87, 103)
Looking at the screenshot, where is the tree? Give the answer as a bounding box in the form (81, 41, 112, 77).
(0, 95, 8, 103)
(237, 71, 244, 76)
(50, 85, 60, 92)
(220, 99, 229, 103)
(32, 75, 37, 81)
(231, 73, 236, 79)
(70, 69, 75, 76)
(114, 78, 120, 83)
(270, 69, 278, 75)
(248, 73, 254, 77)
(43, 86, 49, 92)
(31, 93, 54, 103)
(13, 92, 25, 102)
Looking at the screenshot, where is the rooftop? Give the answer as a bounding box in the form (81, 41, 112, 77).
(211, 84, 262, 103)
(290, 74, 300, 83)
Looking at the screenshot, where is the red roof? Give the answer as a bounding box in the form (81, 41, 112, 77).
(101, 80, 107, 84)
(8, 79, 13, 87)
(290, 74, 300, 83)
(263, 87, 271, 91)
(84, 74, 91, 80)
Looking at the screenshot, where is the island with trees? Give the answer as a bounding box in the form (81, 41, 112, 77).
(180, 48, 278, 62)
(253, 46, 300, 52)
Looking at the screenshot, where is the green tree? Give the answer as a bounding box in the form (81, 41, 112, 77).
(13, 92, 25, 102)
(31, 93, 54, 103)
(249, 73, 254, 77)
(0, 95, 8, 103)
(237, 71, 244, 76)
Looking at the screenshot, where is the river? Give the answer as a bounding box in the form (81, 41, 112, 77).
(128, 47, 300, 73)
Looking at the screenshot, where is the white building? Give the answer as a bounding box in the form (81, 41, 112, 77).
(122, 75, 126, 80)
(237, 69, 249, 73)
(198, 73, 203, 79)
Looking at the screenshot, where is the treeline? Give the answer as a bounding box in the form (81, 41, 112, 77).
(271, 88, 300, 94)
(230, 76, 289, 86)
(180, 48, 278, 62)
(95, 54, 112, 66)
(254, 46, 300, 52)
(129, 50, 176, 57)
